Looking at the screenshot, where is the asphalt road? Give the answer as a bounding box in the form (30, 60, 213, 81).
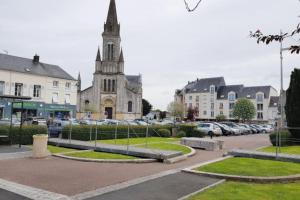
(86, 172, 220, 200)
(0, 188, 31, 200)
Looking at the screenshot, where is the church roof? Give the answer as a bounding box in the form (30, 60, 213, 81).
(119, 49, 124, 62)
(96, 48, 101, 61)
(0, 53, 75, 80)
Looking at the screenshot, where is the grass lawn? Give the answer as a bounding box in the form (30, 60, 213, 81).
(66, 151, 138, 160)
(27, 145, 76, 154)
(260, 146, 300, 155)
(98, 137, 179, 146)
(197, 157, 300, 177)
(188, 181, 300, 200)
(137, 143, 191, 154)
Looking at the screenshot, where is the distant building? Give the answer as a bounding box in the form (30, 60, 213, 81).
(175, 77, 279, 124)
(0, 54, 77, 119)
(77, 0, 143, 120)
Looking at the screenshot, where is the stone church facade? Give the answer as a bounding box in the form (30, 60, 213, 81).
(77, 0, 142, 120)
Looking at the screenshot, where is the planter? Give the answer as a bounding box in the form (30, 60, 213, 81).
(32, 134, 50, 158)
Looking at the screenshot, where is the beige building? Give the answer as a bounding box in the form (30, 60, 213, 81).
(175, 77, 279, 123)
(77, 0, 143, 120)
(0, 54, 77, 119)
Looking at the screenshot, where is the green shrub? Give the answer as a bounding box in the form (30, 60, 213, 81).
(269, 131, 297, 146)
(191, 128, 206, 138)
(62, 125, 173, 141)
(0, 125, 47, 145)
(176, 131, 186, 138)
(157, 129, 171, 138)
(178, 124, 196, 137)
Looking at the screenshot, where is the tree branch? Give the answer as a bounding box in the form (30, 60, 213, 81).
(184, 0, 203, 12)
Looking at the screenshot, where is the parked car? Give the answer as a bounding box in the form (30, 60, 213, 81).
(213, 122, 232, 136)
(0, 118, 20, 126)
(24, 117, 47, 126)
(250, 124, 264, 133)
(261, 124, 274, 133)
(197, 123, 222, 136)
(238, 124, 252, 134)
(221, 122, 242, 135)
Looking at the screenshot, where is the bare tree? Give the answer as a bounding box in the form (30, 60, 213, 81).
(184, 0, 203, 12)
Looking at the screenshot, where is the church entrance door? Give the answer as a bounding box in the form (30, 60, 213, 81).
(105, 107, 113, 119)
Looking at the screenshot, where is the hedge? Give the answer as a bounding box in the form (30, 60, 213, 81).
(0, 125, 47, 145)
(269, 130, 298, 146)
(62, 125, 173, 141)
(177, 124, 196, 137)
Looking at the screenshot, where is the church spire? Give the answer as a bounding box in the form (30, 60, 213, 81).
(119, 48, 124, 62)
(77, 72, 81, 92)
(104, 0, 120, 36)
(96, 47, 101, 61)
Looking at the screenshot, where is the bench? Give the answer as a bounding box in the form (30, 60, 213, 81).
(181, 137, 224, 151)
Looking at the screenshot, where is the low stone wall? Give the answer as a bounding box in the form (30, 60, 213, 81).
(228, 149, 300, 164)
(181, 137, 224, 151)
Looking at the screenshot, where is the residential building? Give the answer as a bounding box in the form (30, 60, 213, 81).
(175, 77, 279, 123)
(77, 0, 143, 120)
(0, 54, 77, 119)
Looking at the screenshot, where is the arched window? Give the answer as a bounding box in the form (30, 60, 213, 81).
(128, 101, 133, 113)
(108, 79, 111, 92)
(112, 80, 116, 92)
(104, 79, 107, 91)
(228, 92, 236, 101)
(107, 44, 114, 61)
(85, 100, 90, 105)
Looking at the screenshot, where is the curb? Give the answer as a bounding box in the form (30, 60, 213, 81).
(164, 145, 196, 164)
(53, 151, 157, 164)
(183, 170, 300, 183)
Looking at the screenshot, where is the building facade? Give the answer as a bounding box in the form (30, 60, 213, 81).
(175, 77, 279, 123)
(77, 0, 143, 120)
(0, 54, 77, 119)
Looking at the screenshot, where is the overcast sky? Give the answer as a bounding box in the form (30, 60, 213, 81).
(0, 0, 299, 110)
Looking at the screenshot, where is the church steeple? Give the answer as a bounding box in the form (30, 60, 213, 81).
(77, 72, 81, 92)
(119, 48, 124, 63)
(96, 47, 101, 61)
(103, 0, 120, 36)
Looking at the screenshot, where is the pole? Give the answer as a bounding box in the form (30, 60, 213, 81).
(279, 30, 284, 154)
(69, 120, 72, 144)
(95, 121, 98, 148)
(89, 124, 92, 141)
(19, 102, 24, 148)
(9, 101, 14, 145)
(114, 122, 118, 145)
(145, 120, 149, 148)
(127, 123, 130, 154)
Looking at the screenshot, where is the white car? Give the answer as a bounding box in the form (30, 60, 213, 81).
(197, 123, 222, 136)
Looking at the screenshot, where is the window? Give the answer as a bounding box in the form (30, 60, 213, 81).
(256, 93, 264, 102)
(85, 100, 90, 105)
(128, 101, 133, 113)
(52, 92, 58, 103)
(0, 81, 4, 95)
(196, 96, 199, 102)
(33, 85, 41, 98)
(228, 92, 236, 101)
(112, 80, 116, 92)
(108, 79, 111, 92)
(189, 96, 192, 101)
(210, 85, 215, 94)
(107, 44, 114, 61)
(257, 112, 263, 119)
(15, 83, 23, 96)
(196, 103, 199, 109)
(65, 94, 70, 104)
(53, 81, 59, 88)
(203, 111, 207, 115)
(65, 82, 71, 89)
(211, 103, 214, 110)
(220, 111, 224, 115)
(229, 111, 234, 118)
(219, 103, 224, 109)
(229, 103, 235, 110)
(211, 111, 214, 118)
(257, 104, 263, 111)
(104, 79, 107, 91)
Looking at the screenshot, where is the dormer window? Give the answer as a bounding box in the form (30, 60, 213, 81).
(256, 93, 264, 102)
(210, 85, 215, 94)
(228, 92, 236, 101)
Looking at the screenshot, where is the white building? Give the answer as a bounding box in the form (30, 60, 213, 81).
(175, 77, 279, 123)
(0, 54, 77, 119)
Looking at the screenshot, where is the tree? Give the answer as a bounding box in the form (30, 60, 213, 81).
(285, 68, 300, 138)
(233, 98, 256, 122)
(216, 114, 227, 122)
(167, 101, 184, 120)
(184, 0, 203, 12)
(187, 107, 196, 121)
(142, 99, 152, 116)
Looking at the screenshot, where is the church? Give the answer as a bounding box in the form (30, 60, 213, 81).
(77, 0, 143, 120)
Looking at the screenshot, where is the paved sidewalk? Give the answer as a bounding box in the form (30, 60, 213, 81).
(0, 188, 31, 200)
(0, 145, 32, 160)
(85, 172, 221, 200)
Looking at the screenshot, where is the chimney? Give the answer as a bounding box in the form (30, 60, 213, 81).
(33, 54, 39, 64)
